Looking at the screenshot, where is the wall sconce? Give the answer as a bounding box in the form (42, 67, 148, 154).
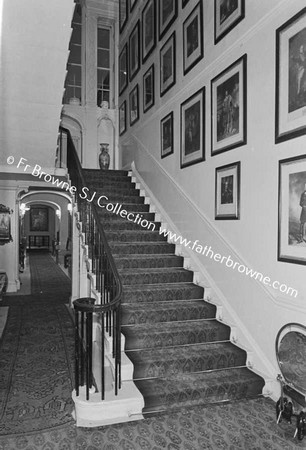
(56, 209, 61, 220)
(67, 203, 72, 214)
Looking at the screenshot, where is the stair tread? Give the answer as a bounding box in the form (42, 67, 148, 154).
(122, 299, 212, 308)
(122, 318, 228, 331)
(126, 341, 243, 360)
(118, 267, 192, 274)
(123, 282, 202, 290)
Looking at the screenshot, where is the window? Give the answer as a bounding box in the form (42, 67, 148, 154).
(63, 5, 82, 104)
(97, 27, 111, 107)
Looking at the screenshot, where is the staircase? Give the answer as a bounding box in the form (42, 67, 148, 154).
(83, 168, 265, 415)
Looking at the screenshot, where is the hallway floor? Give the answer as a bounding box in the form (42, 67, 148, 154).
(0, 251, 304, 449)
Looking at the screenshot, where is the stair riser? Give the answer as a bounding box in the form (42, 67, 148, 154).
(106, 232, 167, 243)
(96, 196, 145, 205)
(122, 285, 204, 303)
(121, 303, 216, 325)
(137, 377, 265, 413)
(114, 255, 182, 269)
(100, 212, 156, 223)
(129, 349, 247, 379)
(97, 203, 150, 213)
(83, 169, 129, 177)
(103, 221, 161, 232)
(120, 270, 193, 286)
(110, 243, 175, 255)
(122, 323, 231, 350)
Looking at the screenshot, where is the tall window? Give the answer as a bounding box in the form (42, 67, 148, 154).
(97, 27, 110, 107)
(63, 4, 82, 104)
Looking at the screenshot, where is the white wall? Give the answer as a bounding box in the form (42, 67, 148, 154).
(0, 0, 74, 171)
(119, 0, 306, 387)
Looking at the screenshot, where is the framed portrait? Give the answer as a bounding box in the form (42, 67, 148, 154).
(180, 87, 205, 168)
(214, 0, 245, 44)
(275, 8, 306, 143)
(215, 161, 240, 220)
(159, 0, 178, 40)
(130, 0, 138, 12)
(0, 204, 13, 245)
(30, 207, 48, 232)
(119, 101, 127, 135)
(161, 112, 174, 158)
(211, 54, 247, 156)
(119, 44, 128, 95)
(129, 84, 139, 126)
(119, 0, 128, 33)
(183, 1, 204, 75)
(143, 64, 155, 113)
(129, 20, 140, 81)
(160, 32, 176, 97)
(142, 0, 156, 63)
(278, 155, 306, 265)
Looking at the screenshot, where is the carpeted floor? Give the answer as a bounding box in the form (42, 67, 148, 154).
(0, 230, 304, 449)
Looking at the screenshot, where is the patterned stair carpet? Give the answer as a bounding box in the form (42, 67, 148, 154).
(0, 252, 74, 436)
(83, 169, 265, 414)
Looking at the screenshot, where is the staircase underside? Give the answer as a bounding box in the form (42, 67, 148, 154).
(83, 168, 265, 416)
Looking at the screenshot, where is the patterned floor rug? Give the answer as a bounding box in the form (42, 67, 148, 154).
(0, 397, 305, 449)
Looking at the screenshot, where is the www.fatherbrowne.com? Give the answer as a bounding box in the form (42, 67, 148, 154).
(14, 158, 297, 299)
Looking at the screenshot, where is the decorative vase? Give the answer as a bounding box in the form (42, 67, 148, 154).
(99, 143, 110, 170)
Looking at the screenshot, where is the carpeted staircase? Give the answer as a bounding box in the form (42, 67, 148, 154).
(83, 169, 265, 414)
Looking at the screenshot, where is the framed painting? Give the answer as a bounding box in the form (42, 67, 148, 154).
(143, 64, 155, 113)
(180, 87, 205, 168)
(142, 0, 156, 63)
(119, 100, 127, 135)
(161, 112, 174, 158)
(0, 204, 13, 245)
(129, 20, 140, 81)
(130, 0, 138, 12)
(215, 161, 240, 220)
(214, 0, 245, 44)
(160, 32, 176, 97)
(211, 54, 247, 156)
(278, 155, 306, 265)
(275, 7, 306, 143)
(119, 0, 128, 33)
(119, 44, 128, 95)
(30, 207, 48, 232)
(183, 1, 204, 75)
(159, 0, 178, 40)
(129, 84, 139, 126)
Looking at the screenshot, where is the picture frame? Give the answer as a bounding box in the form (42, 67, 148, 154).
(0, 204, 13, 245)
(30, 207, 49, 232)
(278, 154, 306, 265)
(130, 0, 138, 12)
(143, 64, 155, 113)
(119, 0, 128, 34)
(119, 44, 128, 95)
(159, 0, 178, 40)
(161, 112, 174, 158)
(160, 32, 176, 97)
(180, 87, 205, 168)
(129, 20, 140, 81)
(215, 161, 240, 220)
(182, 0, 190, 8)
(119, 100, 127, 135)
(129, 84, 139, 126)
(275, 7, 306, 144)
(183, 1, 204, 75)
(142, 0, 156, 63)
(214, 0, 245, 44)
(211, 54, 247, 156)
